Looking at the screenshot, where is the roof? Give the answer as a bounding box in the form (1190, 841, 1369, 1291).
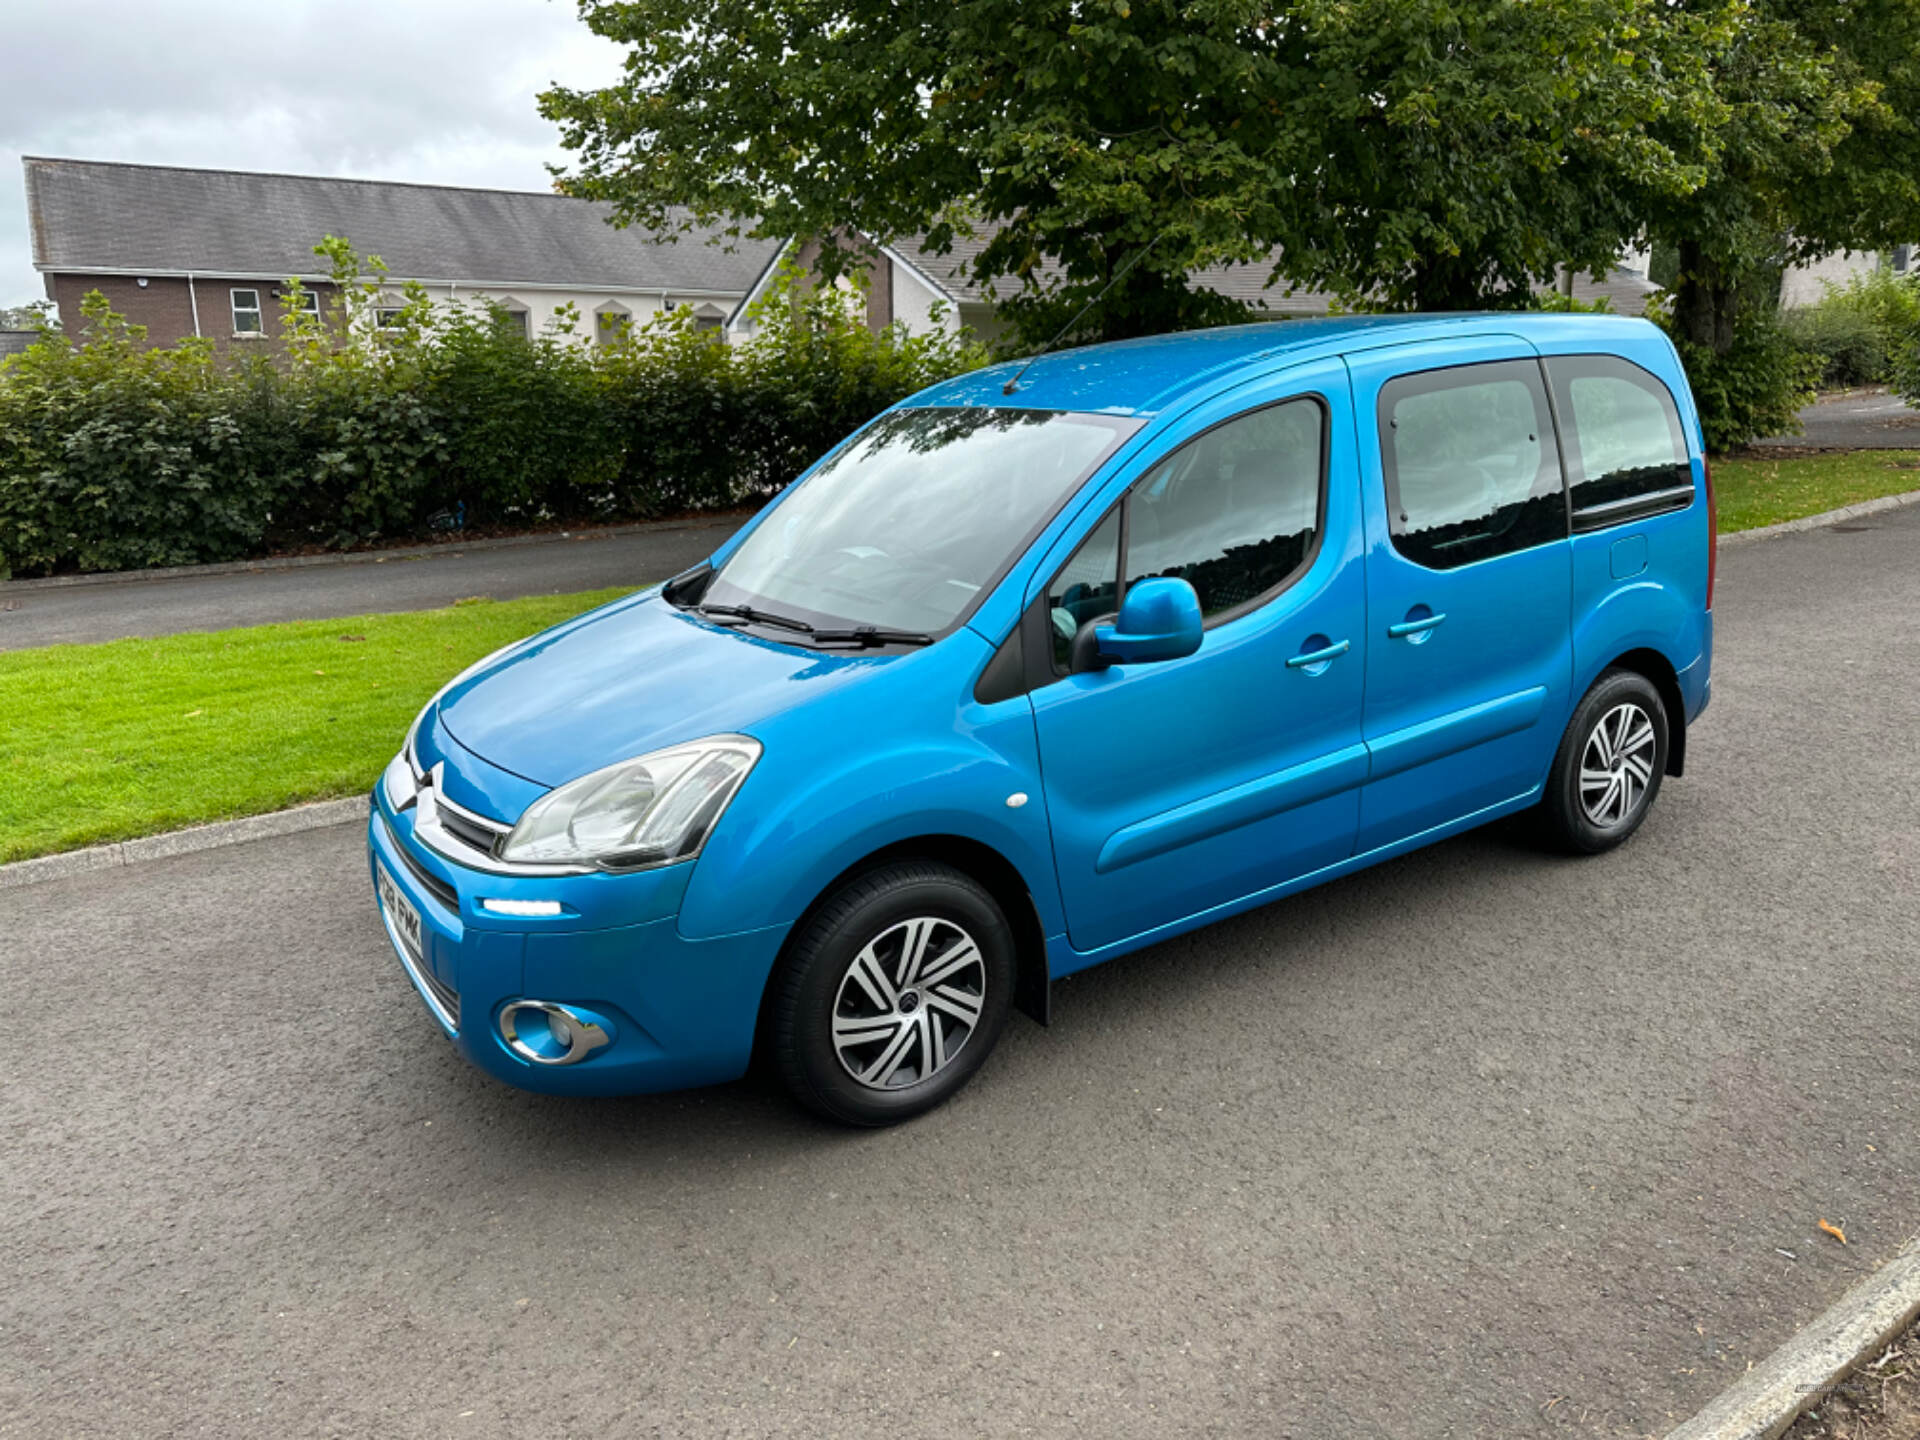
(894, 230, 1334, 315)
(22, 157, 783, 295)
(902, 311, 1668, 417)
(891, 225, 1654, 318)
(0, 330, 39, 359)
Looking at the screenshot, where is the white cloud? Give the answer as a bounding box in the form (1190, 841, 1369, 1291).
(1, 0, 627, 306)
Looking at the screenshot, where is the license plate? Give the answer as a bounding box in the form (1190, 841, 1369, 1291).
(377, 860, 424, 960)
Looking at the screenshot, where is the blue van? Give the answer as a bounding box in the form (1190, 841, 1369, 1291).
(370, 314, 1714, 1125)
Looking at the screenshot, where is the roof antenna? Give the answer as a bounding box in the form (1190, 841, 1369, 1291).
(1002, 231, 1168, 396)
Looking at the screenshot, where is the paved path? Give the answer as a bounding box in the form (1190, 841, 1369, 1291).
(1753, 387, 1920, 449)
(4, 510, 1918, 1438)
(0, 519, 744, 652)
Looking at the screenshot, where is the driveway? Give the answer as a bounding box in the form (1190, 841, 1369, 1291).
(0, 518, 745, 652)
(3, 508, 1918, 1438)
(1752, 387, 1920, 450)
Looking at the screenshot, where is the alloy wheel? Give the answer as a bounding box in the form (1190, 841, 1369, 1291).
(1579, 701, 1657, 828)
(831, 917, 986, 1091)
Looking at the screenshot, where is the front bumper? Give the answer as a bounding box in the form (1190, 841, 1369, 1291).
(367, 790, 788, 1096)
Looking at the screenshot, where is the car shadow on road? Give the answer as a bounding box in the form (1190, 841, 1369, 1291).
(419, 813, 1584, 1172)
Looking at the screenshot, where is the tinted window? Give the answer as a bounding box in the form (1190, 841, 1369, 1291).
(1124, 398, 1323, 619)
(1047, 508, 1121, 670)
(1545, 355, 1692, 524)
(1380, 361, 1564, 569)
(707, 407, 1135, 634)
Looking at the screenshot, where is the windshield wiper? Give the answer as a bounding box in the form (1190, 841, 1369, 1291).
(699, 602, 933, 648)
(809, 625, 936, 648)
(695, 602, 817, 635)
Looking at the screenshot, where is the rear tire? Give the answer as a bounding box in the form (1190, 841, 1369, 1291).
(771, 861, 1015, 1127)
(1543, 668, 1669, 854)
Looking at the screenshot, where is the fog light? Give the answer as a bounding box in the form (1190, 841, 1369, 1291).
(498, 1001, 611, 1066)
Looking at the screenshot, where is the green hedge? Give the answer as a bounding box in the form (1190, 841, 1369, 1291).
(1781, 268, 1920, 391)
(0, 252, 986, 579)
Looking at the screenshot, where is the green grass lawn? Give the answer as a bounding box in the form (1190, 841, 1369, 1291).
(3, 449, 1918, 866)
(1713, 448, 1920, 532)
(0, 587, 631, 863)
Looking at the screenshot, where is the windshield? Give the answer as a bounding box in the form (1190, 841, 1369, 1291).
(703, 407, 1136, 635)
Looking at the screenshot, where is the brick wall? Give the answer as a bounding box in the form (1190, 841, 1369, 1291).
(48, 273, 343, 355)
(787, 235, 893, 333)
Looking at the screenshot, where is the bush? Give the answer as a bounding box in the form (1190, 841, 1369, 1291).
(1650, 297, 1820, 453)
(1782, 304, 1888, 389)
(0, 295, 285, 575)
(1782, 267, 1920, 389)
(0, 250, 988, 578)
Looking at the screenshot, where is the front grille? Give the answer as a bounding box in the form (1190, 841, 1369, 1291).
(391, 825, 460, 911)
(436, 806, 504, 857)
(418, 963, 461, 1030)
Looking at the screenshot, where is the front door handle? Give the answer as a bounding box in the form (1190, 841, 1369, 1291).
(1388, 612, 1447, 639)
(1285, 638, 1351, 670)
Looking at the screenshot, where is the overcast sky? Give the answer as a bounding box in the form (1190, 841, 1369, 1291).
(2, 0, 627, 307)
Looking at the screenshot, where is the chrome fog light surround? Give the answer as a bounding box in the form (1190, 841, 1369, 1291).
(498, 1001, 613, 1066)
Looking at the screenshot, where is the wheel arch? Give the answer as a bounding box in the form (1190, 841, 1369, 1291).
(1599, 646, 1687, 776)
(749, 833, 1052, 1071)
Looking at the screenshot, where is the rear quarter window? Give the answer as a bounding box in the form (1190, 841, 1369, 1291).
(1544, 355, 1693, 529)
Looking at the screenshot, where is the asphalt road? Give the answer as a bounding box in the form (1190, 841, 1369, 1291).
(1754, 387, 1920, 450)
(4, 509, 1918, 1438)
(0, 518, 744, 652)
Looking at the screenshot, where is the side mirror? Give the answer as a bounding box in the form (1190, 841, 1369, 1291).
(1088, 577, 1203, 668)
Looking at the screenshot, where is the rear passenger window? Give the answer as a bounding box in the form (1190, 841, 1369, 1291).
(1545, 355, 1693, 528)
(1379, 361, 1564, 569)
(1124, 398, 1323, 620)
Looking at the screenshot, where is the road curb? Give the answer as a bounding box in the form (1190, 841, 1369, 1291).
(1666, 1243, 1920, 1440)
(1719, 487, 1920, 548)
(0, 797, 368, 891)
(0, 512, 747, 593)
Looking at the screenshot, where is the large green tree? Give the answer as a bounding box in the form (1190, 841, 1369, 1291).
(542, 0, 1727, 344)
(1641, 0, 1920, 355)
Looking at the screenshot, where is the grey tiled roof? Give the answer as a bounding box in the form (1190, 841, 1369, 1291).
(0, 331, 39, 358)
(896, 225, 1659, 317)
(896, 230, 1332, 314)
(23, 157, 782, 294)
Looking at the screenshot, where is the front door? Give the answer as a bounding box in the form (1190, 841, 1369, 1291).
(1344, 339, 1574, 852)
(1031, 358, 1369, 958)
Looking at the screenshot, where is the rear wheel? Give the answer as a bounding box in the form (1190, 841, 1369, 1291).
(1543, 668, 1669, 854)
(771, 861, 1014, 1127)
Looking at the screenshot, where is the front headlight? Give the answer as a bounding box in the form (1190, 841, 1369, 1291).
(499, 736, 762, 869)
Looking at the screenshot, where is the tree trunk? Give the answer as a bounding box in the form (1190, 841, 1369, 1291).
(1673, 238, 1737, 354)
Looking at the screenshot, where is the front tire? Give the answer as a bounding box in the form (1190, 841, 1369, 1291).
(771, 861, 1015, 1127)
(1543, 668, 1669, 854)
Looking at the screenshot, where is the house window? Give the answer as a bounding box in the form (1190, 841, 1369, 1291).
(230, 288, 263, 334)
(374, 308, 405, 329)
(281, 288, 320, 324)
(694, 313, 726, 334)
(595, 306, 632, 346)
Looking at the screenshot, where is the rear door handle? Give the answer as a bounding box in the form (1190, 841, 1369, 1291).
(1285, 638, 1351, 670)
(1388, 613, 1447, 639)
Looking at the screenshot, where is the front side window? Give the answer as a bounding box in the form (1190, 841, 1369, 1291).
(1042, 396, 1326, 673)
(1544, 355, 1692, 527)
(230, 288, 262, 334)
(1047, 509, 1122, 670)
(1379, 360, 1564, 569)
(1125, 398, 1323, 619)
(706, 407, 1136, 635)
